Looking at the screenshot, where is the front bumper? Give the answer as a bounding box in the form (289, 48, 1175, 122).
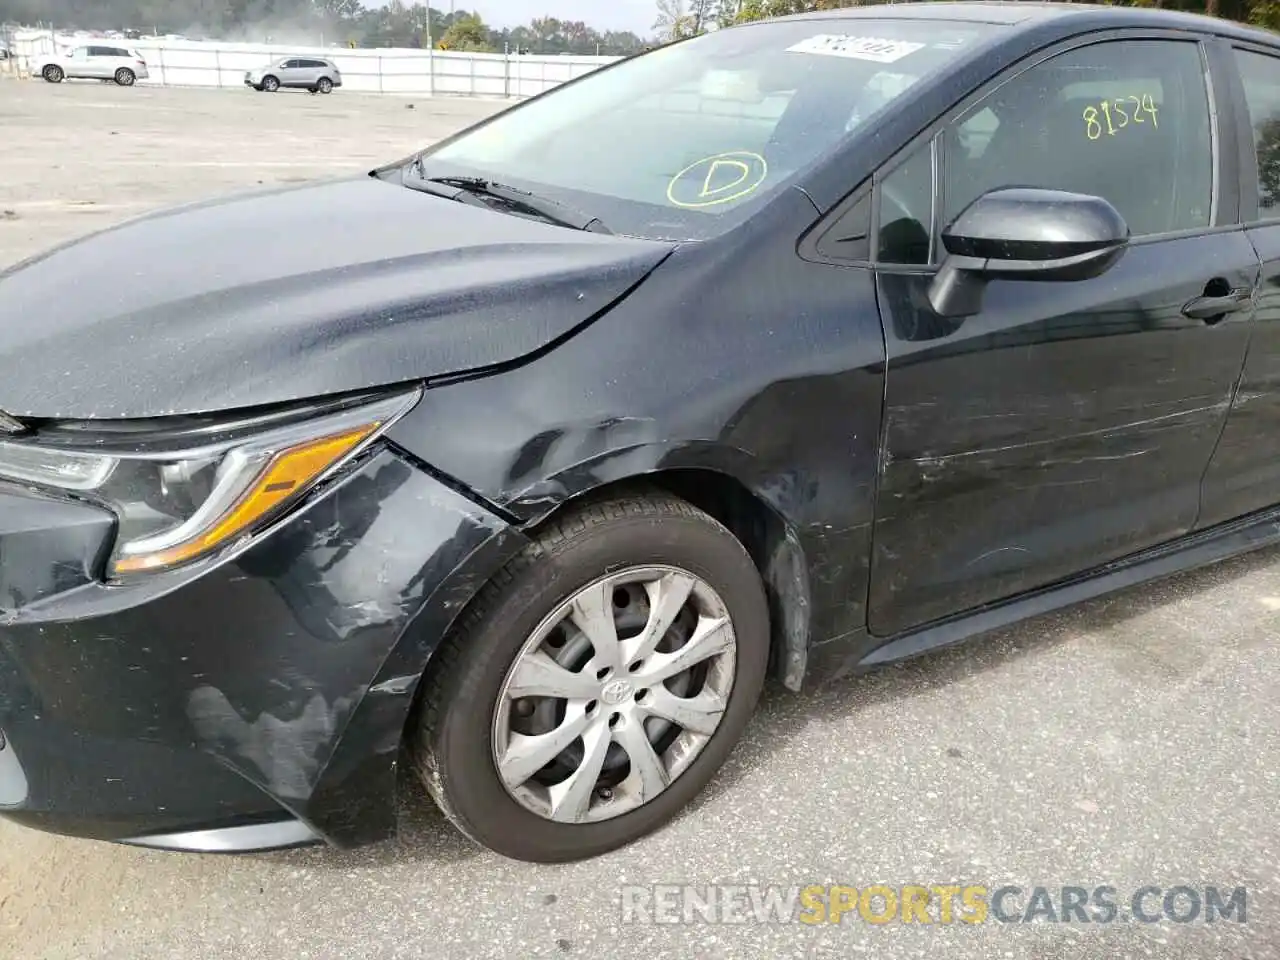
(0, 446, 525, 850)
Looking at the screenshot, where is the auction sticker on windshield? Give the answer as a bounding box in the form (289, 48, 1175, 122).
(787, 35, 926, 63)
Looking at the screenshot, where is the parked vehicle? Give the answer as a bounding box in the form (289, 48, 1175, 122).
(4, 2, 1280, 864)
(245, 56, 342, 93)
(36, 45, 149, 85)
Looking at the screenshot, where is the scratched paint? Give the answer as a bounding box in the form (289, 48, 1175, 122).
(870, 229, 1257, 635)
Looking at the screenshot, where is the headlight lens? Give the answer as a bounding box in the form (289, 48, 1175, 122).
(0, 389, 419, 577)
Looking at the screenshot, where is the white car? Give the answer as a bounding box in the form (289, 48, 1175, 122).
(37, 45, 150, 86)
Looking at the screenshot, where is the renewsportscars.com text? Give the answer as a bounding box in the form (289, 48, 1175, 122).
(620, 883, 1248, 926)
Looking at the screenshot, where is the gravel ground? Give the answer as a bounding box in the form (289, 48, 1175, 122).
(2, 79, 1279, 960)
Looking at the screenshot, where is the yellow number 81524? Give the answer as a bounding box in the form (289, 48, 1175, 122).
(1083, 93, 1159, 140)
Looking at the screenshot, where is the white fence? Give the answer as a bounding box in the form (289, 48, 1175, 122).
(3, 30, 622, 98)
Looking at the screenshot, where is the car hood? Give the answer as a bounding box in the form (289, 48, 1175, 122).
(0, 176, 673, 419)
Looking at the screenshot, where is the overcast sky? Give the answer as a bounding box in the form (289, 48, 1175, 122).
(457, 0, 657, 34)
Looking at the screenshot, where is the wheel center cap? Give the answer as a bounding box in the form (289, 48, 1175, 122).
(600, 678, 634, 705)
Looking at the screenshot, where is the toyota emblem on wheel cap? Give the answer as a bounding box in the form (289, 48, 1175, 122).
(600, 679, 635, 705)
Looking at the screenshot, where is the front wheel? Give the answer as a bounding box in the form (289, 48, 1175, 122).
(42, 65, 64, 83)
(261, 75, 279, 92)
(316, 77, 333, 94)
(412, 493, 770, 863)
(114, 68, 135, 86)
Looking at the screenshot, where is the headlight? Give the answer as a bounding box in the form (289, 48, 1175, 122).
(0, 389, 420, 577)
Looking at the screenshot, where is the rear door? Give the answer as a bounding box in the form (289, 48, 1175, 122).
(105, 47, 130, 77)
(1199, 41, 1280, 527)
(305, 59, 329, 84)
(867, 33, 1256, 637)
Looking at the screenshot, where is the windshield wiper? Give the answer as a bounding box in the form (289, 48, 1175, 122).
(402, 164, 612, 234)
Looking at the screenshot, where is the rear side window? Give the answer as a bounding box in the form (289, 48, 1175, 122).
(1234, 48, 1280, 221)
(942, 39, 1213, 237)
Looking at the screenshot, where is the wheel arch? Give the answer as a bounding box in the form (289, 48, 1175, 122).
(307, 454, 813, 845)
(515, 465, 813, 693)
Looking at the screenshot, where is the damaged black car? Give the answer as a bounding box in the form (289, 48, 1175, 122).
(4, 3, 1280, 862)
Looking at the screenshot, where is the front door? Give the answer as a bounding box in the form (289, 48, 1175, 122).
(868, 35, 1256, 637)
(85, 47, 115, 79)
(66, 47, 90, 78)
(281, 60, 306, 87)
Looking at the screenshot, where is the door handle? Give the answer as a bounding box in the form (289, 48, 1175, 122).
(1181, 288, 1254, 323)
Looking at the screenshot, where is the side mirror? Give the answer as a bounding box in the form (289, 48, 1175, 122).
(928, 187, 1129, 318)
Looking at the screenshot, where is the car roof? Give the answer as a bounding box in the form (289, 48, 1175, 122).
(772, 0, 1280, 45)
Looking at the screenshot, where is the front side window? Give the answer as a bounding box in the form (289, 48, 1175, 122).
(877, 143, 934, 264)
(942, 40, 1213, 238)
(420, 19, 1001, 240)
(1234, 48, 1280, 220)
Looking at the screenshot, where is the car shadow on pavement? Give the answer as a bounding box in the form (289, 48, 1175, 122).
(253, 542, 1280, 868)
(692, 540, 1280, 813)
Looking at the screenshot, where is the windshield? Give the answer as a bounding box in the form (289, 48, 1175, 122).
(417, 18, 1000, 240)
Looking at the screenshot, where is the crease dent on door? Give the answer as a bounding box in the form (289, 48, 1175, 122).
(870, 236, 1256, 638)
(865, 35, 1255, 638)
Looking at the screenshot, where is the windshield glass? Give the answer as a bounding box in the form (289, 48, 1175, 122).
(418, 18, 1000, 240)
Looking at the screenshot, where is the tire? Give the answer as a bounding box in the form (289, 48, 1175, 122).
(412, 492, 770, 863)
(114, 68, 135, 86)
(316, 77, 333, 94)
(42, 65, 63, 83)
(261, 75, 279, 92)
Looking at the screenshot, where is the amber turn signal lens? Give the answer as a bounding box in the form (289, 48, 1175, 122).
(111, 424, 378, 574)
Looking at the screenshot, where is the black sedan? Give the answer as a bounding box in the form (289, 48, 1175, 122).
(3, 2, 1280, 863)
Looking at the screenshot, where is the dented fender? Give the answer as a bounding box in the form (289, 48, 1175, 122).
(385, 215, 890, 690)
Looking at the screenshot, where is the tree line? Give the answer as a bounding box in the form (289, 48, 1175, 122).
(654, 0, 1280, 39)
(0, 0, 650, 56)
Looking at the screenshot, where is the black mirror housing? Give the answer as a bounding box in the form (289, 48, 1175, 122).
(928, 188, 1130, 317)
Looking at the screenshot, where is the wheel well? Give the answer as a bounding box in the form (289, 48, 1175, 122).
(399, 466, 812, 803)
(526, 469, 812, 692)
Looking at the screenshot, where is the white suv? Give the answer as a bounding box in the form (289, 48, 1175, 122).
(37, 46, 150, 86)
